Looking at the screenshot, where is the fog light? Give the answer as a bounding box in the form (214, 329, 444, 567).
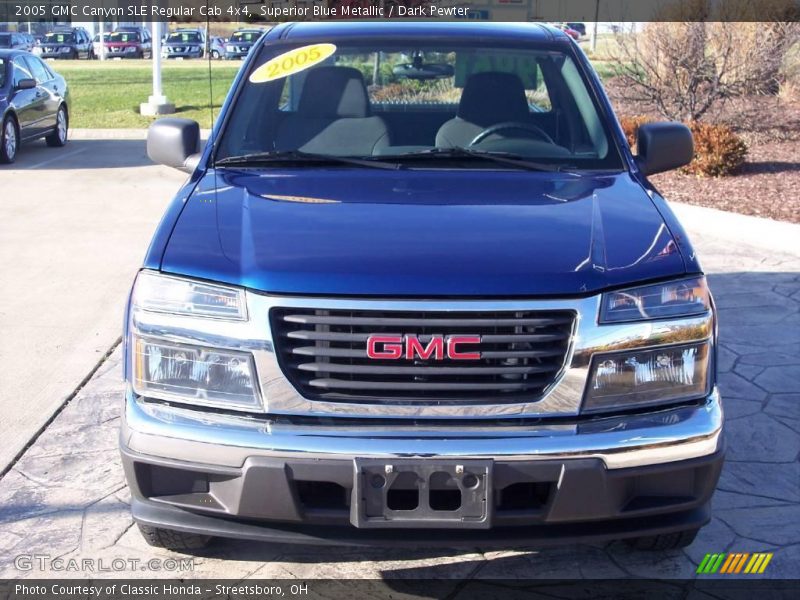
(583, 342, 710, 413)
(132, 336, 261, 412)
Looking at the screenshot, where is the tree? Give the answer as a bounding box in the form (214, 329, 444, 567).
(610, 21, 800, 121)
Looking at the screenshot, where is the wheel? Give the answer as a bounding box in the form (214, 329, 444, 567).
(0, 115, 19, 164)
(137, 524, 212, 551)
(624, 528, 699, 551)
(211, 50, 220, 59)
(45, 106, 68, 147)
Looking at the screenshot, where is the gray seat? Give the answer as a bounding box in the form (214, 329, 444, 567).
(436, 72, 531, 148)
(275, 66, 390, 156)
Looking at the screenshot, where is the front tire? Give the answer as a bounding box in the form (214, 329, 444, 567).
(211, 50, 220, 59)
(138, 524, 211, 551)
(45, 106, 68, 147)
(624, 528, 699, 551)
(0, 115, 19, 164)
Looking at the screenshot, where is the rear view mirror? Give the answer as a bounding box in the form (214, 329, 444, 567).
(147, 118, 201, 173)
(636, 122, 694, 176)
(15, 78, 36, 90)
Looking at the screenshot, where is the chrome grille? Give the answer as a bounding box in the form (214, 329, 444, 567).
(270, 308, 575, 405)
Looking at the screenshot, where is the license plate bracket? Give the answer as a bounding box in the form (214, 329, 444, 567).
(351, 458, 493, 529)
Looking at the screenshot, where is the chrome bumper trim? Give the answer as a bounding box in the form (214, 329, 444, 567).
(122, 387, 723, 470)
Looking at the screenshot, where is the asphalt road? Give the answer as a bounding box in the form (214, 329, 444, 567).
(0, 135, 185, 471)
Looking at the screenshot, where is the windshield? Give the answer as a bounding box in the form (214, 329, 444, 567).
(217, 42, 623, 170)
(45, 32, 75, 44)
(231, 32, 259, 43)
(109, 32, 139, 43)
(168, 32, 201, 44)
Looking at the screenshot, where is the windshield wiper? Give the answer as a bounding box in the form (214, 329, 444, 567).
(215, 150, 403, 170)
(382, 147, 579, 174)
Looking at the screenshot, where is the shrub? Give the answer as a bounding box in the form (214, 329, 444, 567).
(619, 116, 748, 176)
(618, 115, 652, 150)
(610, 20, 800, 121)
(684, 122, 748, 176)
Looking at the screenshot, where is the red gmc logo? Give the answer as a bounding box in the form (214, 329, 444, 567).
(366, 335, 481, 361)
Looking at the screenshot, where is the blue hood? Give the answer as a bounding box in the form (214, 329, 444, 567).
(160, 168, 688, 297)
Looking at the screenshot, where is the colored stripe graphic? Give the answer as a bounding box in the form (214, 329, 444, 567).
(699, 552, 773, 575)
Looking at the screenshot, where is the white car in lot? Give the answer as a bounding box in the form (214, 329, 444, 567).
(92, 33, 108, 58)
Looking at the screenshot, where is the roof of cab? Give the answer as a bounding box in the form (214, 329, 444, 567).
(270, 21, 567, 44)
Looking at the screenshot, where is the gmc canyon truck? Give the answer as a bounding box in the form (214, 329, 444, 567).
(123, 22, 724, 551)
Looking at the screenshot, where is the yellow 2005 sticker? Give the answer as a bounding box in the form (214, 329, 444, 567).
(249, 43, 337, 83)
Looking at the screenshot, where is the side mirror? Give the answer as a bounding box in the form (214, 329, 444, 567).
(635, 122, 694, 176)
(15, 78, 36, 91)
(147, 118, 201, 173)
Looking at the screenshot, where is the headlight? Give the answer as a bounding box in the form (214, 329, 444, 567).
(226, 45, 234, 51)
(132, 271, 247, 320)
(132, 336, 261, 411)
(33, 46, 42, 54)
(600, 277, 710, 323)
(125, 46, 137, 53)
(583, 341, 711, 413)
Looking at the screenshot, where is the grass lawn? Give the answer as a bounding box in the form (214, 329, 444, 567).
(51, 59, 242, 128)
(50, 56, 618, 129)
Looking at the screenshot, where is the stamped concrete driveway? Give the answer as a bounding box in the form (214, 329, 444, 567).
(0, 199, 797, 582)
(0, 133, 185, 471)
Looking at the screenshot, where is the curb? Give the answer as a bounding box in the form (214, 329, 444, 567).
(671, 202, 800, 258)
(70, 128, 212, 140)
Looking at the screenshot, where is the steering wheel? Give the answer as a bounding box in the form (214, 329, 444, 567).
(469, 121, 555, 146)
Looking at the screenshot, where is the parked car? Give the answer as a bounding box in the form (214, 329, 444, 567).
(92, 33, 109, 58)
(554, 23, 581, 40)
(131, 22, 723, 552)
(105, 27, 152, 59)
(34, 27, 93, 59)
(567, 22, 587, 37)
(208, 36, 226, 59)
(0, 49, 70, 163)
(162, 28, 205, 60)
(224, 28, 262, 59)
(0, 32, 31, 51)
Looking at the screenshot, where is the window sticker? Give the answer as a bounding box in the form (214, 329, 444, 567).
(249, 43, 337, 84)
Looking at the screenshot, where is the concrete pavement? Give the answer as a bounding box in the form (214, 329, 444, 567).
(0, 192, 797, 580)
(0, 136, 185, 471)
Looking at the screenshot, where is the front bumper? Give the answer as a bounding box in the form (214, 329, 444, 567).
(121, 388, 724, 546)
(163, 49, 202, 59)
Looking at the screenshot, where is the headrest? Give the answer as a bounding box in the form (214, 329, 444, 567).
(298, 66, 370, 118)
(458, 72, 530, 126)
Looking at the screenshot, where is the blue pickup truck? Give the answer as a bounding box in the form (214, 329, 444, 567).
(123, 22, 723, 552)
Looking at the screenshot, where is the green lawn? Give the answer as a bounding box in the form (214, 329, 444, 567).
(52, 59, 241, 128)
(51, 56, 618, 129)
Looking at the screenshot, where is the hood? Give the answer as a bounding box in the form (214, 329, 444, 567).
(160, 169, 688, 297)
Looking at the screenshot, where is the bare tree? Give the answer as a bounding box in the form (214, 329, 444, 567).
(610, 21, 800, 121)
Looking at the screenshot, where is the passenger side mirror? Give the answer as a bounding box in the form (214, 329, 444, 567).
(635, 122, 694, 176)
(147, 118, 201, 173)
(15, 78, 36, 91)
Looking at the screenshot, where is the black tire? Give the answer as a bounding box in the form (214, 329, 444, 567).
(624, 528, 699, 551)
(45, 106, 68, 147)
(211, 50, 220, 60)
(0, 115, 19, 164)
(137, 524, 212, 551)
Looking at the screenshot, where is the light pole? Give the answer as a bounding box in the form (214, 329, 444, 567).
(140, 21, 175, 116)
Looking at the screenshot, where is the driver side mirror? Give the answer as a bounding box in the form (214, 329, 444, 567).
(15, 78, 36, 91)
(147, 118, 201, 173)
(635, 122, 694, 176)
